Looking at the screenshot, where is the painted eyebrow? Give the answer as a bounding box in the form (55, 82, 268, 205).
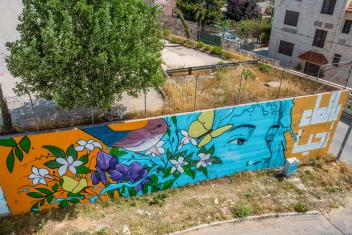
(227, 124, 256, 144)
(233, 124, 256, 129)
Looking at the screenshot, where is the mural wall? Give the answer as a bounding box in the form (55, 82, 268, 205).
(0, 90, 348, 216)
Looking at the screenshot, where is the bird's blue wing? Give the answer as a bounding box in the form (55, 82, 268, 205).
(81, 125, 128, 147)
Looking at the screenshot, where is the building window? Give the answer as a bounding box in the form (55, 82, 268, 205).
(342, 20, 352, 34)
(321, 0, 336, 15)
(284, 10, 299, 26)
(312, 29, 328, 48)
(278, 40, 294, 56)
(332, 54, 341, 66)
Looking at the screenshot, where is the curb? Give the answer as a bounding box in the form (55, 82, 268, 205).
(169, 211, 322, 235)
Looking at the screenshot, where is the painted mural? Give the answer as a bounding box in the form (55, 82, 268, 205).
(0, 90, 348, 216)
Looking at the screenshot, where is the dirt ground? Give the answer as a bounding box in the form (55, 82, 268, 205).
(1, 158, 351, 235)
(162, 41, 227, 70)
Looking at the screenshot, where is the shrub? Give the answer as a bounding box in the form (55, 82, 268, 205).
(163, 29, 172, 37)
(232, 203, 253, 218)
(204, 45, 213, 51)
(243, 69, 256, 80)
(169, 35, 180, 44)
(293, 203, 308, 213)
(222, 51, 233, 60)
(258, 64, 272, 73)
(183, 40, 194, 48)
(196, 41, 206, 49)
(211, 46, 223, 56)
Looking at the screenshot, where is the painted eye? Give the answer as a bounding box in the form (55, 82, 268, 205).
(233, 138, 246, 145)
(157, 124, 162, 128)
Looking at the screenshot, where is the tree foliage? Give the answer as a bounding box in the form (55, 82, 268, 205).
(6, 0, 164, 110)
(227, 0, 261, 21)
(235, 19, 271, 44)
(176, 0, 225, 24)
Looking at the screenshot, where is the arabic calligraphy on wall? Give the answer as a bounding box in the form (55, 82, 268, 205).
(0, 90, 348, 216)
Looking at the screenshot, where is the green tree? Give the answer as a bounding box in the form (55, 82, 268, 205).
(6, 0, 164, 110)
(176, 0, 225, 25)
(235, 19, 271, 45)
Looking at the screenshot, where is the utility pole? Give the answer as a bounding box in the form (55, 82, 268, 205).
(344, 63, 352, 89)
(337, 118, 352, 160)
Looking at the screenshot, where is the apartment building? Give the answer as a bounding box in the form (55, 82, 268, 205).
(268, 0, 352, 88)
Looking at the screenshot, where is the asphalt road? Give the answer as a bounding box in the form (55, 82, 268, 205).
(330, 113, 352, 166)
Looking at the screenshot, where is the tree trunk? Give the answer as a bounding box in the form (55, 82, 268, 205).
(0, 84, 13, 133)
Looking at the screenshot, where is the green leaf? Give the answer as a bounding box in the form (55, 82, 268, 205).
(109, 147, 119, 155)
(15, 146, 23, 161)
(149, 175, 159, 186)
(198, 146, 206, 154)
(116, 151, 128, 157)
(67, 192, 80, 197)
(6, 151, 15, 173)
(172, 116, 177, 126)
(46, 194, 54, 203)
(151, 186, 160, 193)
(185, 153, 193, 160)
(184, 165, 196, 179)
(175, 150, 187, 158)
(121, 186, 126, 195)
(0, 138, 16, 147)
(44, 160, 61, 169)
(163, 167, 172, 178)
(109, 147, 128, 157)
(162, 180, 175, 190)
(79, 154, 89, 164)
(19, 136, 31, 153)
(66, 145, 77, 160)
(31, 202, 39, 212)
(40, 199, 45, 206)
(27, 192, 44, 198)
(76, 165, 92, 174)
(52, 183, 59, 192)
(211, 156, 223, 164)
(129, 188, 137, 197)
(36, 188, 52, 195)
(107, 190, 114, 199)
(208, 145, 215, 155)
(142, 186, 149, 194)
(43, 145, 65, 158)
(166, 149, 173, 160)
(166, 128, 171, 137)
(69, 198, 80, 203)
(200, 167, 208, 177)
(173, 171, 181, 179)
(59, 200, 69, 208)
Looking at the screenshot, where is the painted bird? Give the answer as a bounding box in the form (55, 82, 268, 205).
(82, 119, 168, 152)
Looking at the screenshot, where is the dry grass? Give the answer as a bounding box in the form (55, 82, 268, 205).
(1, 158, 351, 235)
(159, 65, 334, 116)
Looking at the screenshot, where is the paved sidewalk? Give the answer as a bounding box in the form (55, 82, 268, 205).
(175, 206, 352, 235)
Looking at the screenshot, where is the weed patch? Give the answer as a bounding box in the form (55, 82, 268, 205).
(232, 203, 253, 218)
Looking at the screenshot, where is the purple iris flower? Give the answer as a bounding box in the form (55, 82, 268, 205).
(91, 152, 150, 192)
(127, 162, 150, 192)
(96, 152, 118, 171)
(110, 164, 129, 182)
(92, 152, 118, 185)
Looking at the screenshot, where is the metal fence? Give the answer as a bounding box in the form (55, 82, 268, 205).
(0, 95, 126, 133)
